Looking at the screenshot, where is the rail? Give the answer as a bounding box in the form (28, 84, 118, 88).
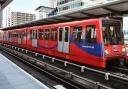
(0, 43, 111, 89)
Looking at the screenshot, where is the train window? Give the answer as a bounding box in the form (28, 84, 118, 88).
(18, 31, 24, 39)
(65, 27, 69, 42)
(39, 30, 44, 40)
(9, 32, 11, 39)
(44, 29, 50, 40)
(35, 30, 38, 39)
(21, 32, 24, 38)
(32, 30, 34, 39)
(102, 20, 123, 45)
(22, 31, 25, 37)
(18, 32, 21, 38)
(85, 25, 97, 43)
(30, 30, 32, 39)
(51, 28, 57, 41)
(59, 28, 63, 41)
(32, 30, 38, 39)
(72, 26, 82, 43)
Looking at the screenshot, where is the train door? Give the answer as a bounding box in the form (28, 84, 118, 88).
(18, 31, 22, 44)
(32, 30, 38, 47)
(58, 27, 70, 53)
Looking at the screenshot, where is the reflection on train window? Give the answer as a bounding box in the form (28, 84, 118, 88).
(59, 28, 63, 41)
(51, 28, 57, 41)
(86, 25, 97, 43)
(39, 30, 44, 40)
(72, 26, 82, 42)
(45, 29, 50, 40)
(65, 27, 69, 42)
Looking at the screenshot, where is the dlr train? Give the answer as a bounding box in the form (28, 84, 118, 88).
(0, 18, 127, 68)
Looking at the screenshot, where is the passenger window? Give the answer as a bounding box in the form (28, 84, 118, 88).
(39, 30, 44, 40)
(33, 30, 35, 39)
(72, 26, 82, 43)
(9, 32, 11, 39)
(22, 31, 25, 37)
(32, 30, 35, 39)
(65, 27, 69, 42)
(35, 30, 38, 39)
(44, 29, 50, 40)
(85, 25, 97, 43)
(30, 30, 32, 39)
(59, 28, 63, 41)
(18, 32, 21, 38)
(51, 28, 57, 41)
(32, 30, 38, 39)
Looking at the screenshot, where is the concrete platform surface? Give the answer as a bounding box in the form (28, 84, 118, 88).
(0, 53, 50, 89)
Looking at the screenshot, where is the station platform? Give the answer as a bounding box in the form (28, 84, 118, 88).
(0, 53, 50, 89)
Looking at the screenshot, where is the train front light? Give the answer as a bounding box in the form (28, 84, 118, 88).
(105, 50, 109, 55)
(122, 47, 126, 52)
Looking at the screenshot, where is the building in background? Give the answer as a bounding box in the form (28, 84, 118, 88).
(35, 6, 54, 19)
(50, 0, 58, 8)
(0, 0, 13, 28)
(5, 6, 11, 27)
(55, 0, 119, 15)
(37, 0, 120, 18)
(9, 12, 35, 26)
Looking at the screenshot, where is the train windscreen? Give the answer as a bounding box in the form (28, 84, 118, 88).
(102, 20, 123, 45)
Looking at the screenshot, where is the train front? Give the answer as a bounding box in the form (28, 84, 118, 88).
(102, 19, 126, 66)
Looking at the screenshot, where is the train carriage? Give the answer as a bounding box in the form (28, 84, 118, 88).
(1, 18, 126, 68)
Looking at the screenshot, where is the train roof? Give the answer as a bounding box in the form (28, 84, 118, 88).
(3, 18, 122, 32)
(1, 0, 127, 31)
(5, 18, 102, 32)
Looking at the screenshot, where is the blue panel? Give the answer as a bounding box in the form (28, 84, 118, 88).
(74, 42, 104, 57)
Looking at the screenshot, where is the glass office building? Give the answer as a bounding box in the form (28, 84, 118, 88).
(56, 0, 119, 15)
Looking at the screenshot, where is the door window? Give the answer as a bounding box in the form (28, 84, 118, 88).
(65, 27, 69, 42)
(30, 30, 32, 39)
(35, 30, 38, 39)
(59, 28, 63, 41)
(32, 30, 38, 39)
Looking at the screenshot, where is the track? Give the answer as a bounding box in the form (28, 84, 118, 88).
(107, 66, 128, 75)
(1, 43, 128, 89)
(0, 50, 58, 89)
(0, 43, 107, 89)
(0, 46, 85, 89)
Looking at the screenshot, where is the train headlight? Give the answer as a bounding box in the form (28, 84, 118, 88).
(122, 48, 126, 52)
(105, 50, 109, 55)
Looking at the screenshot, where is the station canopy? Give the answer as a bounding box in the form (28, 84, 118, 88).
(1, 0, 128, 31)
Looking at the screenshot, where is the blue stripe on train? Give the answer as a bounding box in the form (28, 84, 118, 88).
(74, 42, 104, 57)
(37, 41, 104, 57)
